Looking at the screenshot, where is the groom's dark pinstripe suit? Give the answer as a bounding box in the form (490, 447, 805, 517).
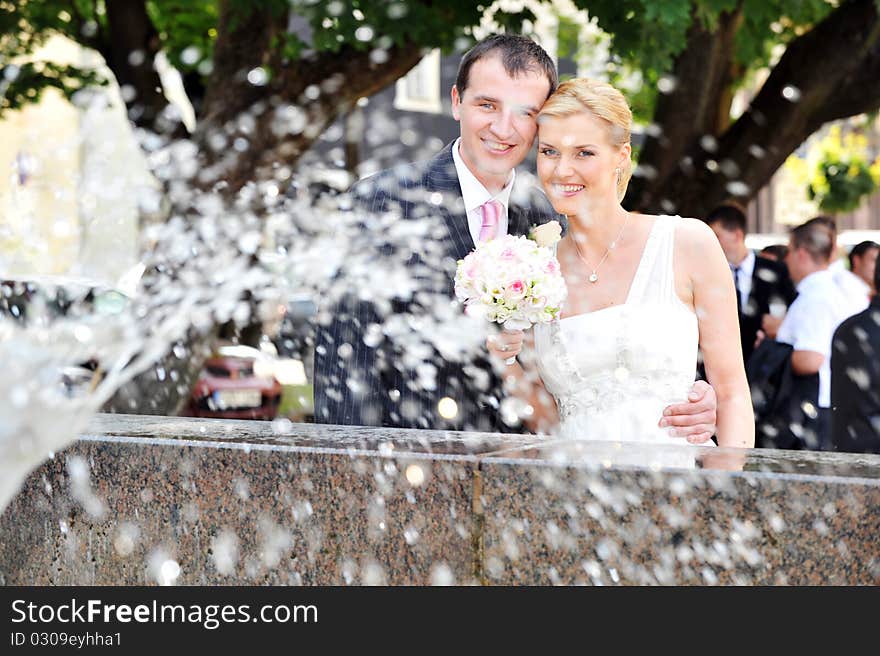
(313, 142, 560, 432)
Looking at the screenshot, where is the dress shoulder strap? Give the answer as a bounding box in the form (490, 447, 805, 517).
(627, 215, 679, 305)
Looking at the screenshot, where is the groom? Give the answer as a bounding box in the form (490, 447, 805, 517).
(314, 34, 717, 438)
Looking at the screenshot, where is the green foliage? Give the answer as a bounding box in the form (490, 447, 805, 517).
(0, 0, 110, 113)
(147, 1, 219, 74)
(556, 15, 581, 60)
(0, 60, 106, 112)
(0, 0, 851, 130)
(801, 126, 880, 214)
(809, 161, 877, 214)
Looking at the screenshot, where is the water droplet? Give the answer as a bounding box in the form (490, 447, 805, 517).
(369, 48, 389, 65)
(405, 464, 426, 486)
(211, 530, 240, 576)
(158, 559, 181, 585)
(657, 75, 677, 93)
(362, 561, 386, 585)
(403, 526, 420, 545)
(782, 85, 801, 102)
(271, 417, 293, 434)
(700, 135, 718, 153)
(11, 388, 28, 407)
(801, 401, 818, 420)
(247, 67, 268, 86)
(354, 26, 374, 42)
(180, 46, 201, 66)
(437, 396, 458, 419)
(726, 181, 750, 197)
(430, 563, 455, 586)
(387, 3, 408, 19)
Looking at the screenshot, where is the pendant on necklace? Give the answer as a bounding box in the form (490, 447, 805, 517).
(588, 272, 599, 283)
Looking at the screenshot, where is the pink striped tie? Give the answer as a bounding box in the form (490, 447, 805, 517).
(479, 199, 502, 243)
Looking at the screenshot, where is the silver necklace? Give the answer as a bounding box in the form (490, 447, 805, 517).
(571, 212, 631, 284)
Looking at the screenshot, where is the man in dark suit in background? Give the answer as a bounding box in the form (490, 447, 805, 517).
(706, 202, 797, 366)
(831, 258, 880, 453)
(314, 35, 718, 435)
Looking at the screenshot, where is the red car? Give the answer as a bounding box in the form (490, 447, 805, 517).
(184, 346, 282, 420)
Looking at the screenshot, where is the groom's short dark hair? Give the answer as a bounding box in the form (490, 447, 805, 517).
(455, 34, 557, 99)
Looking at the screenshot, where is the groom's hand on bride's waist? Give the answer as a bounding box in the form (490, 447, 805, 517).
(658, 379, 717, 444)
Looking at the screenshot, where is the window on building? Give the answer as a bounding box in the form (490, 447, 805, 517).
(394, 49, 442, 114)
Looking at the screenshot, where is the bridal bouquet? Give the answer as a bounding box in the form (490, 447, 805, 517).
(454, 220, 566, 333)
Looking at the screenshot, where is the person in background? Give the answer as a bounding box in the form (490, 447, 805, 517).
(759, 244, 788, 262)
(847, 240, 879, 299)
(776, 220, 866, 449)
(831, 256, 880, 454)
(706, 202, 796, 365)
(805, 216, 871, 315)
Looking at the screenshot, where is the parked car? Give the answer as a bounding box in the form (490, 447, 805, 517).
(184, 344, 283, 420)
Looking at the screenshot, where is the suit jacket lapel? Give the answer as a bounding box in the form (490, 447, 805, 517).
(507, 202, 530, 238)
(425, 143, 474, 262)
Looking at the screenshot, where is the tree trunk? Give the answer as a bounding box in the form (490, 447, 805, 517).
(653, 0, 880, 219)
(626, 3, 743, 211)
(103, 0, 168, 131)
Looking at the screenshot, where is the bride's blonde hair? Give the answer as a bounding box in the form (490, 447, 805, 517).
(538, 78, 633, 202)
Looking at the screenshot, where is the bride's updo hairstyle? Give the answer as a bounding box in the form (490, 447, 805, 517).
(538, 78, 633, 202)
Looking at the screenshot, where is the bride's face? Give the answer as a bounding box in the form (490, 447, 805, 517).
(536, 112, 630, 217)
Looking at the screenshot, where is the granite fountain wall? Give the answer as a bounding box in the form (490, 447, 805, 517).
(2, 414, 878, 585)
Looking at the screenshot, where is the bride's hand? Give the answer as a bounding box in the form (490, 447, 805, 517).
(659, 379, 717, 443)
(487, 329, 524, 361)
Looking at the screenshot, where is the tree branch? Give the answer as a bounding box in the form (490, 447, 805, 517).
(196, 39, 424, 193)
(647, 0, 880, 218)
(810, 36, 880, 128)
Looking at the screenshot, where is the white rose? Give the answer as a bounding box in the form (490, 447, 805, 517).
(530, 220, 562, 248)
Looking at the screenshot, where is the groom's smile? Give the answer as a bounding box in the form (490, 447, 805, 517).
(483, 139, 515, 154)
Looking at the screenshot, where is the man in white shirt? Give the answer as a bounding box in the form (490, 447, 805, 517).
(777, 219, 865, 449)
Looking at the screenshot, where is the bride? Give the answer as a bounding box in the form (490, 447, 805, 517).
(489, 78, 754, 452)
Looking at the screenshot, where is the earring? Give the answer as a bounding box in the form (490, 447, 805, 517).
(615, 167, 621, 186)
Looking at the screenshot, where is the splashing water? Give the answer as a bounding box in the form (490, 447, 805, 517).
(0, 88, 492, 514)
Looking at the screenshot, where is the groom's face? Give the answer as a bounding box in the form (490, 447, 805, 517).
(451, 55, 551, 192)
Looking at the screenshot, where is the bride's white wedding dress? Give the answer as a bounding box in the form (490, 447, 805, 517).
(534, 215, 715, 467)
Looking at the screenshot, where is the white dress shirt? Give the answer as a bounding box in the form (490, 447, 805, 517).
(451, 138, 514, 246)
(777, 269, 862, 407)
(732, 249, 755, 308)
(830, 259, 872, 311)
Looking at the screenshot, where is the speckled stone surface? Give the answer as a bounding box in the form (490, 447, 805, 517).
(479, 440, 880, 585)
(1, 415, 879, 585)
(0, 415, 500, 586)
